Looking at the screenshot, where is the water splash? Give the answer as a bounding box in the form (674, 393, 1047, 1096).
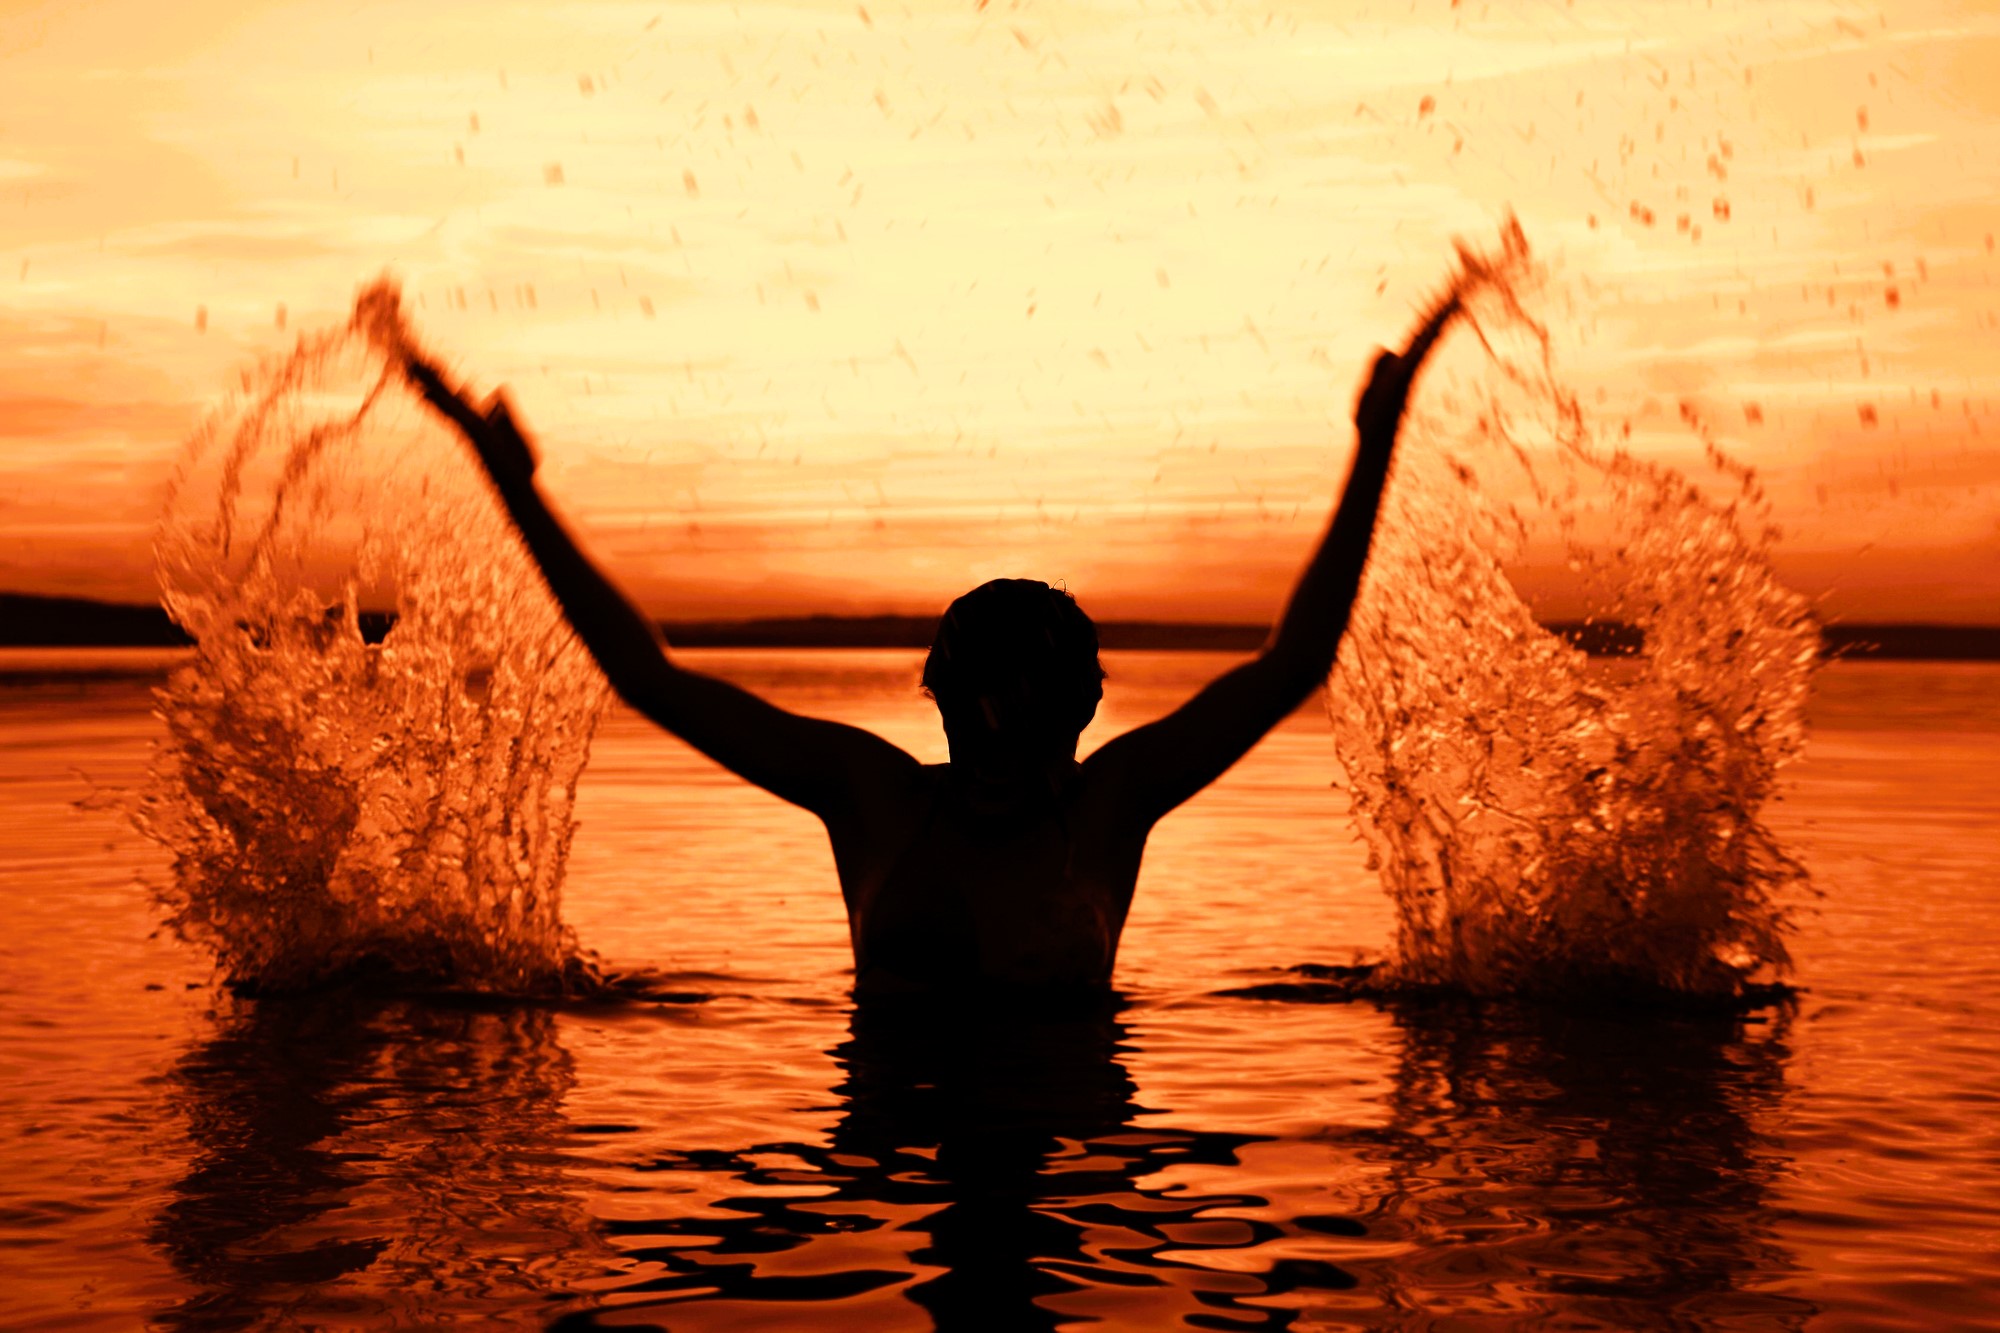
(1331, 222, 1820, 1000)
(137, 280, 609, 994)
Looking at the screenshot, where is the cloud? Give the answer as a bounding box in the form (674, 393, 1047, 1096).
(125, 230, 346, 263)
(0, 393, 191, 443)
(0, 0, 1996, 622)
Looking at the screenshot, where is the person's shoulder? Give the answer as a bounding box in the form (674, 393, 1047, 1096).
(906, 761, 951, 805)
(1067, 753, 1154, 844)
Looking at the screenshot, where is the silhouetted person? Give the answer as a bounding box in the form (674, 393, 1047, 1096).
(405, 297, 1458, 998)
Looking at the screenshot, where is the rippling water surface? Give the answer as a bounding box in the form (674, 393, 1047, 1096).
(2, 649, 1997, 1330)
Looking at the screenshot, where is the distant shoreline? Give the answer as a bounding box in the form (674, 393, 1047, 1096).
(4, 591, 1998, 661)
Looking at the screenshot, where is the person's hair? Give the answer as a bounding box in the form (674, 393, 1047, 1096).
(921, 579, 1105, 737)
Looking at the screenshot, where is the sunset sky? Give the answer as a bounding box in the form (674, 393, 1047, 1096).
(3, 0, 1996, 623)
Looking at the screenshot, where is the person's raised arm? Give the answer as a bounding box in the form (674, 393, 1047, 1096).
(1084, 294, 1459, 824)
(403, 355, 919, 820)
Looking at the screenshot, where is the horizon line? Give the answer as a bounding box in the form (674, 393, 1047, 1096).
(4, 591, 2000, 660)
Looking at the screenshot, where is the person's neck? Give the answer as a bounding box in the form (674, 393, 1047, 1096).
(951, 756, 1079, 815)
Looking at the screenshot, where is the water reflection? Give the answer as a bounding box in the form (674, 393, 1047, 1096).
(151, 992, 597, 1330)
(1345, 998, 1817, 1328)
(560, 1001, 1317, 1330)
(148, 990, 1815, 1330)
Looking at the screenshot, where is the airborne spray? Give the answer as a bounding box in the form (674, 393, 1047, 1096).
(1333, 222, 1821, 1000)
(137, 282, 609, 994)
(135, 239, 1816, 1002)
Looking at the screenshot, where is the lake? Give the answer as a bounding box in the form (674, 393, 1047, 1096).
(2, 649, 1996, 1330)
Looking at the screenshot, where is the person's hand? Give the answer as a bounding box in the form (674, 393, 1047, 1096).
(404, 353, 539, 493)
(1354, 291, 1461, 448)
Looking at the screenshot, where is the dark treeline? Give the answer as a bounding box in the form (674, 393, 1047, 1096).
(3, 592, 1998, 661)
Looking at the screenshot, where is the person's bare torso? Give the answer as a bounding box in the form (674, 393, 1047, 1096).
(833, 764, 1147, 997)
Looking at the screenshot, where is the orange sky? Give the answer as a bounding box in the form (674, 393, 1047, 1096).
(2, 0, 1996, 623)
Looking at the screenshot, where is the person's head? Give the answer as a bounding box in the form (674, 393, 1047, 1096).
(922, 579, 1105, 787)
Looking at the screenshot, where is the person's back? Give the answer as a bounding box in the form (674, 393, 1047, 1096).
(848, 759, 1125, 994)
(402, 295, 1457, 997)
(835, 579, 1128, 995)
